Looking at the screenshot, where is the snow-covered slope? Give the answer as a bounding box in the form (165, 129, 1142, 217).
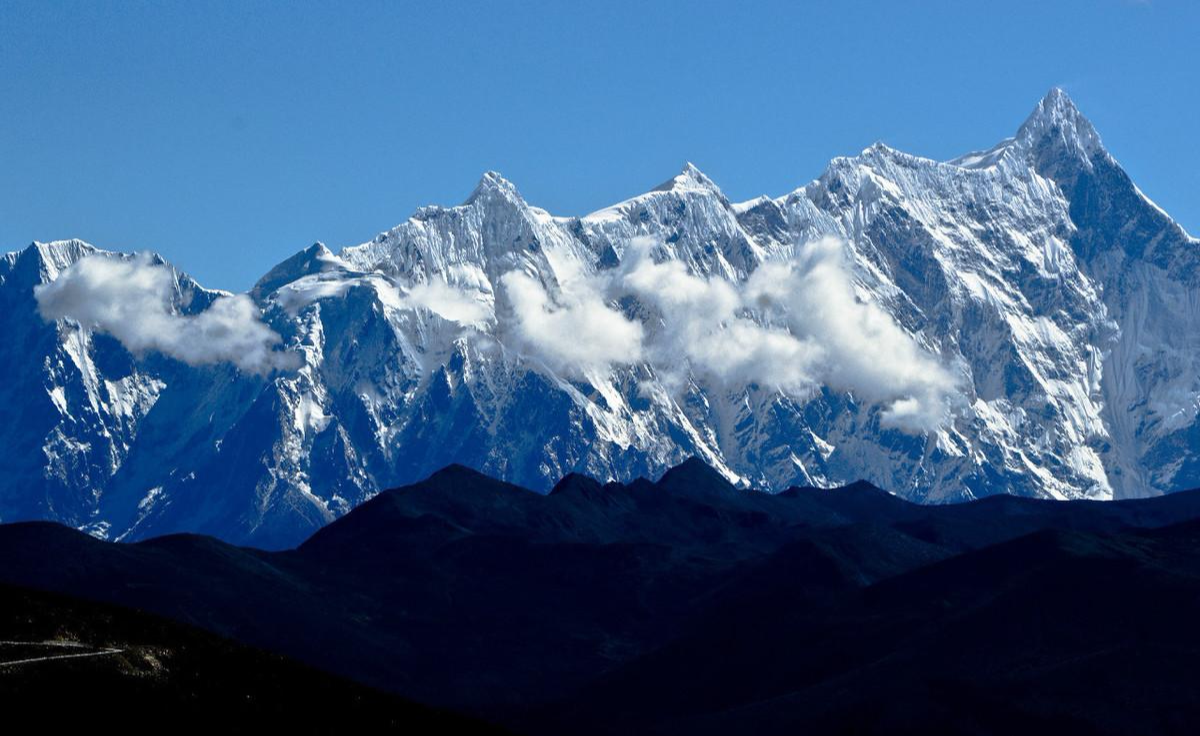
(3, 89, 1197, 547)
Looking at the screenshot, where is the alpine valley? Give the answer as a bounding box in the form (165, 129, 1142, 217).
(3, 89, 1197, 548)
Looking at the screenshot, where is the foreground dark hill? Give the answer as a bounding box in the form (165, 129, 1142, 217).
(0, 582, 510, 734)
(0, 461, 865, 708)
(3, 460, 1200, 734)
(548, 522, 1200, 736)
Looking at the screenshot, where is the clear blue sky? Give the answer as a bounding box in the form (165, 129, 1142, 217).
(2, 0, 1196, 290)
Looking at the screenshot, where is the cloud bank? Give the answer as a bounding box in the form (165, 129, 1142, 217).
(36, 253, 299, 375)
(500, 237, 959, 432)
(35, 242, 958, 430)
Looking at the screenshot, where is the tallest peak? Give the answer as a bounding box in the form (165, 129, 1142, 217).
(1041, 86, 1078, 113)
(1015, 87, 1104, 163)
(1025, 87, 1088, 128)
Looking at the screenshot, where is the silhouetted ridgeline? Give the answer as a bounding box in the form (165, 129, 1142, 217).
(3, 459, 1200, 735)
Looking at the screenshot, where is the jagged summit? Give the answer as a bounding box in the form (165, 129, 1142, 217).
(253, 241, 346, 297)
(1014, 86, 1105, 164)
(26, 238, 96, 252)
(0, 240, 101, 287)
(465, 170, 525, 207)
(652, 161, 724, 196)
(860, 141, 903, 157)
(18, 239, 98, 264)
(583, 160, 734, 227)
(1031, 87, 1085, 123)
(944, 88, 1103, 172)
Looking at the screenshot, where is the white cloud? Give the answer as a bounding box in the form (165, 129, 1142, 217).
(498, 236, 959, 433)
(499, 270, 644, 376)
(405, 279, 492, 325)
(274, 272, 491, 327)
(744, 238, 959, 431)
(618, 241, 823, 395)
(273, 275, 355, 313)
(35, 253, 299, 375)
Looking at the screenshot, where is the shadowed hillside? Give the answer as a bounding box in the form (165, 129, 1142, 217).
(0, 582, 511, 733)
(3, 459, 1200, 734)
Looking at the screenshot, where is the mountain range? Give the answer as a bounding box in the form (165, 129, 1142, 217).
(2, 88, 1197, 547)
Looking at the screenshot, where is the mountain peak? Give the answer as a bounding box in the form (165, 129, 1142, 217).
(1041, 86, 1075, 111)
(253, 241, 346, 297)
(429, 463, 494, 482)
(655, 457, 738, 498)
(653, 162, 724, 197)
(27, 239, 97, 261)
(548, 472, 605, 497)
(465, 170, 525, 206)
(1014, 87, 1105, 165)
(6, 239, 99, 284)
(861, 141, 898, 156)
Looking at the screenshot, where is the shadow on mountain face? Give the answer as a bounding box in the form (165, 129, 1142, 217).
(2, 459, 1200, 734)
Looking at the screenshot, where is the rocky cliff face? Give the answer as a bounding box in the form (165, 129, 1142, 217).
(3, 89, 1196, 547)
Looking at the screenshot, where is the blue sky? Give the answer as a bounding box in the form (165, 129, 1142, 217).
(2, 0, 1196, 290)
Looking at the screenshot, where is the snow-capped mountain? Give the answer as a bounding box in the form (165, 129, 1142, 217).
(3, 89, 1197, 548)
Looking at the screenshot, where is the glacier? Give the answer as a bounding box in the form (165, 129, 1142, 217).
(2, 88, 1197, 548)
